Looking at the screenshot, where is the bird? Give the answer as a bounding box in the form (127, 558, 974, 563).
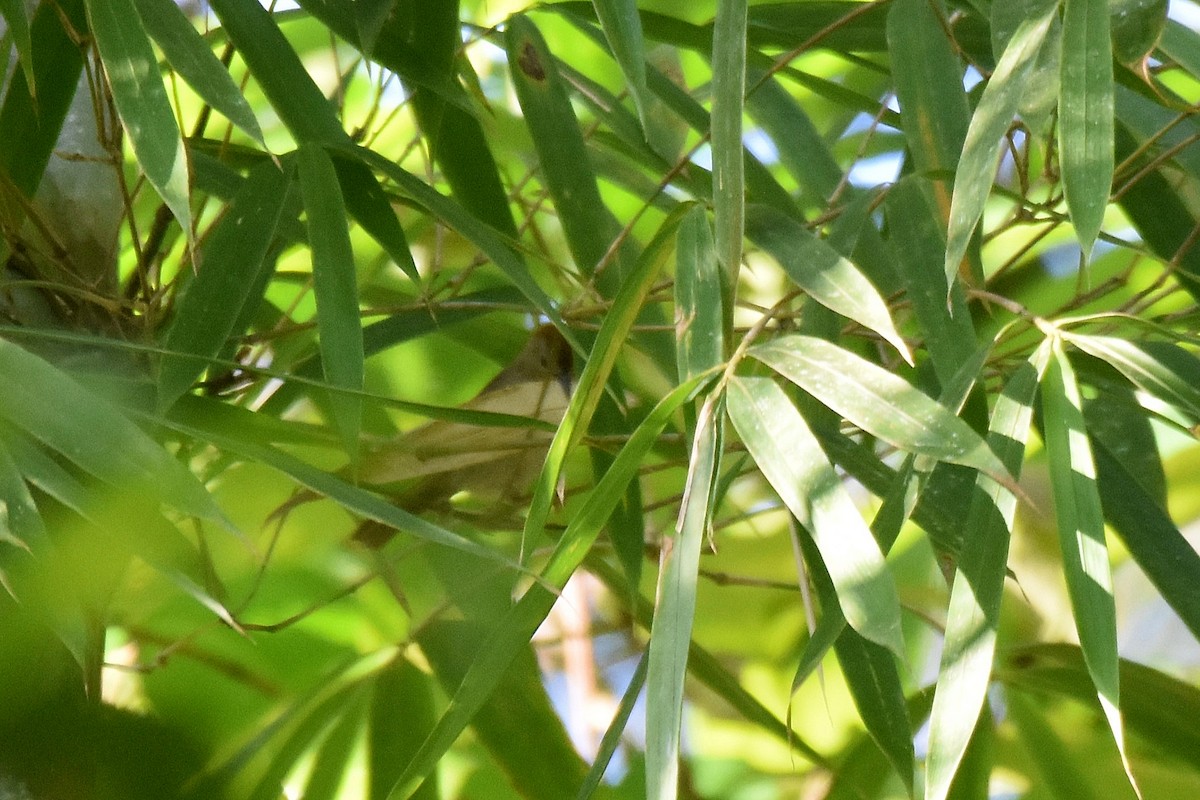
(274, 324, 574, 548)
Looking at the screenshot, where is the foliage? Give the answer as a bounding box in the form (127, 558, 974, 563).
(2, 0, 1200, 798)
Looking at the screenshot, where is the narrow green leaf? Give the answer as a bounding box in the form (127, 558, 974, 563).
(587, 556, 827, 765)
(1064, 333, 1200, 427)
(302, 689, 366, 800)
(207, 0, 347, 146)
(520, 205, 687, 557)
(1083, 379, 1165, 507)
(1092, 436, 1200, 645)
(833, 630, 914, 792)
(132, 0, 264, 145)
(746, 67, 841, 203)
(924, 343, 1049, 800)
(991, 0, 1063, 123)
(354, 0, 392, 60)
(158, 404, 525, 569)
(745, 205, 911, 363)
(382, 375, 710, 800)
(1006, 691, 1105, 800)
(592, 0, 650, 126)
(1001, 643, 1200, 773)
(419, 620, 588, 800)
(0, 0, 86, 198)
(1042, 338, 1139, 797)
(1109, 0, 1167, 65)
(647, 401, 720, 800)
(883, 178, 975, 386)
(206, 0, 420, 282)
(791, 521, 912, 789)
(888, 0, 969, 200)
(575, 651, 648, 800)
(945, 1, 1057, 286)
(0, 434, 46, 578)
(348, 145, 561, 325)
(711, 0, 747, 283)
(330, 154, 419, 284)
(728, 375, 904, 655)
(368, 658, 438, 800)
(506, 13, 632, 287)
(0, 0, 34, 95)
(750, 335, 1007, 483)
(675, 205, 724, 382)
(296, 0, 521, 239)
(298, 144, 363, 457)
(0, 342, 224, 525)
(86, 0, 191, 234)
(1060, 0, 1114, 259)
(159, 158, 292, 409)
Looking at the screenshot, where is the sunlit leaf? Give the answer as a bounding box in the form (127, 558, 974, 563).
(750, 335, 1006, 482)
(727, 375, 904, 655)
(925, 342, 1049, 800)
(132, 0, 264, 145)
(1041, 338, 1140, 797)
(746, 205, 911, 363)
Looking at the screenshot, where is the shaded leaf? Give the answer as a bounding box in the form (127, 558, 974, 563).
(1059, 0, 1114, 259)
(159, 158, 292, 409)
(86, 0, 191, 234)
(132, 0, 264, 144)
(298, 144, 363, 456)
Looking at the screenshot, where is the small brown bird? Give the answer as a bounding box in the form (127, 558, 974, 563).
(275, 324, 574, 547)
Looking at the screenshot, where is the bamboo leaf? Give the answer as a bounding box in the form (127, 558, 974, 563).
(0, 0, 34, 95)
(675, 205, 724, 382)
(132, 0, 264, 145)
(506, 13, 631, 286)
(298, 144, 363, 457)
(592, 0, 650, 127)
(750, 335, 1006, 483)
(1064, 333, 1200, 427)
(711, 0, 747, 283)
(728, 375, 904, 655)
(924, 342, 1049, 800)
(86, 0, 191, 234)
(159, 158, 292, 409)
(647, 399, 720, 800)
(381, 374, 711, 800)
(887, 0, 969, 204)
(1092, 435, 1200, 645)
(745, 205, 911, 363)
(1060, 0, 1114, 259)
(791, 511, 912, 789)
(1041, 338, 1140, 797)
(944, 0, 1057, 286)
(0, 0, 87, 199)
(0, 341, 225, 525)
(1110, 0, 1167, 65)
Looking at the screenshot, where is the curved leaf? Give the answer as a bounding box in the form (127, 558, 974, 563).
(750, 335, 1006, 482)
(746, 205, 911, 363)
(727, 375, 904, 655)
